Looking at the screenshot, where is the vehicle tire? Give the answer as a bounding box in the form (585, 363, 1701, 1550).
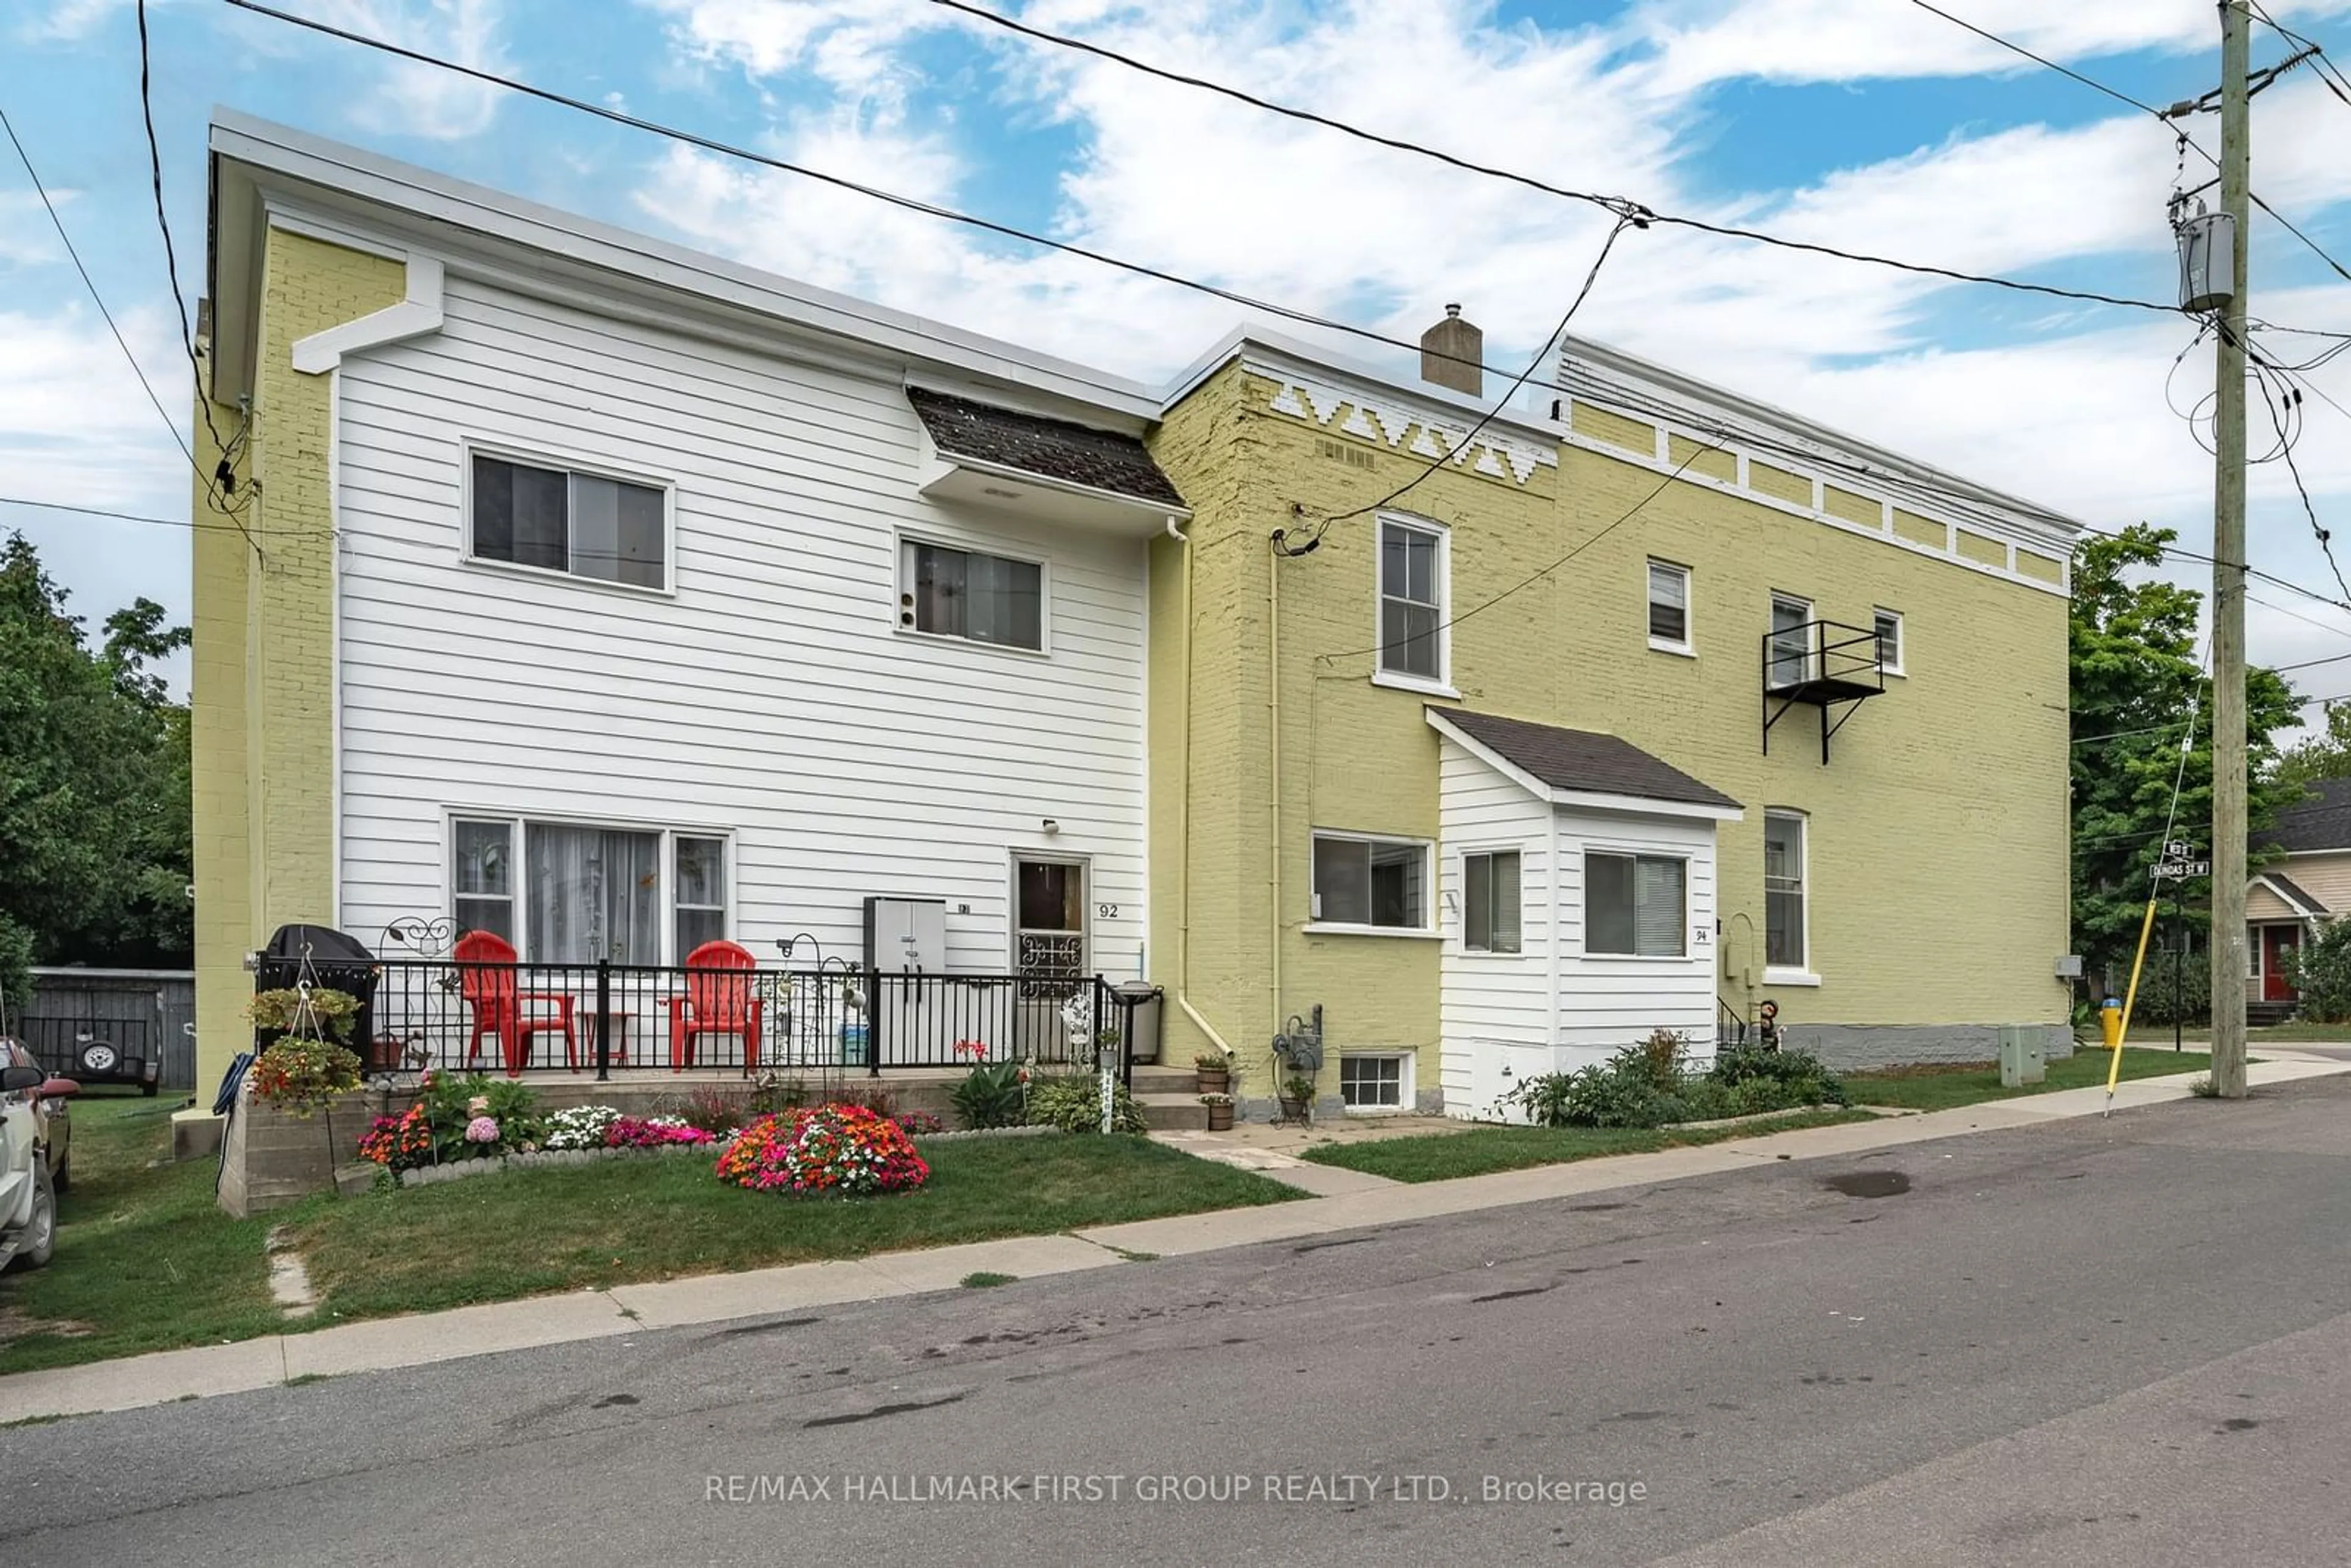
(50, 1152, 69, 1195)
(141, 1080, 159, 1098)
(76, 1040, 120, 1078)
(13, 1163, 55, 1270)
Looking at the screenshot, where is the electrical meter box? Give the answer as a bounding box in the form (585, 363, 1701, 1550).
(863, 896, 946, 972)
(1998, 1025, 2047, 1089)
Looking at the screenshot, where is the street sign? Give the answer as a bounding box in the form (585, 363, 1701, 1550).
(2156, 858, 2211, 879)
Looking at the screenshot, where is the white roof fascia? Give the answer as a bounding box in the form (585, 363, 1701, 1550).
(1160, 327, 1562, 447)
(206, 111, 1160, 422)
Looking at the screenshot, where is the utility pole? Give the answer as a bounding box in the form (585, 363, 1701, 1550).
(2209, 0, 2252, 1100)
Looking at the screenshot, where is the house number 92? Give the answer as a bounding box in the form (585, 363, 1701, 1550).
(1098, 902, 1119, 919)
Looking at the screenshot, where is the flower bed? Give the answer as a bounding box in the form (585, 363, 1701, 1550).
(716, 1104, 930, 1196)
(393, 1141, 716, 1188)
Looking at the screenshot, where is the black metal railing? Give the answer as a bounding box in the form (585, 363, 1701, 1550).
(353, 959, 1125, 1081)
(1715, 997, 1750, 1049)
(1762, 617, 1886, 762)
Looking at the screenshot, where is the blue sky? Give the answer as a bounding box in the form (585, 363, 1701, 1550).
(5, 0, 2350, 708)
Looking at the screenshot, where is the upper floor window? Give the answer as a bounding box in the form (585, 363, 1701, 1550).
(1648, 560, 1691, 653)
(900, 539, 1043, 651)
(1378, 518, 1446, 684)
(470, 453, 666, 590)
(1768, 592, 1815, 689)
(1874, 609, 1904, 676)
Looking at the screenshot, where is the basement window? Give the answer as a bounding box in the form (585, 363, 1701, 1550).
(1340, 1053, 1409, 1110)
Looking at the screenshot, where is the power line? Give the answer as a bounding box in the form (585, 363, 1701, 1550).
(1905, 0, 2351, 287)
(2248, 1, 2351, 108)
(1288, 217, 1634, 552)
(923, 0, 2185, 315)
(0, 494, 321, 536)
(135, 0, 260, 552)
(1310, 432, 1729, 666)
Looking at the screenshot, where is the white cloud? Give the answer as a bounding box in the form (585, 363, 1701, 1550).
(0, 305, 193, 513)
(645, 0, 942, 105)
(310, 0, 512, 140)
(0, 192, 66, 265)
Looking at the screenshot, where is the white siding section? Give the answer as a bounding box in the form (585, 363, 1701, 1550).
(1436, 735, 1725, 1121)
(1436, 737, 1551, 1118)
(331, 274, 1148, 977)
(1553, 806, 1719, 1065)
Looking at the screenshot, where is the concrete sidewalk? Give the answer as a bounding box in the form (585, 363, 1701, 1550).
(6, 1051, 2342, 1426)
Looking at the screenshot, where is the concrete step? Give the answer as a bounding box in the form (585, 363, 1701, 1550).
(1130, 1064, 1198, 1097)
(1135, 1091, 1211, 1132)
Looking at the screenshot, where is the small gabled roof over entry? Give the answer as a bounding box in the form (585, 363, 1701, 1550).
(2253, 871, 2327, 918)
(907, 386, 1187, 534)
(1430, 708, 1743, 820)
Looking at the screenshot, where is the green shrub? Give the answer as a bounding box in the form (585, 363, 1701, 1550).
(2128, 950, 2210, 1026)
(2286, 920, 2351, 1022)
(950, 1060, 1028, 1130)
(1025, 1072, 1147, 1134)
(1502, 1038, 1843, 1130)
(1709, 1044, 1847, 1108)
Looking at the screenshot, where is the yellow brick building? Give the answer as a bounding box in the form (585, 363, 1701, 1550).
(1146, 321, 2075, 1116)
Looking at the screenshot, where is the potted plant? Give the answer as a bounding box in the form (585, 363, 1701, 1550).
(1278, 1073, 1316, 1124)
(1194, 1051, 1232, 1096)
(1199, 1092, 1235, 1131)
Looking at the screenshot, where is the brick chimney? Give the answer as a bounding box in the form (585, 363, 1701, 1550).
(1419, 304, 1482, 397)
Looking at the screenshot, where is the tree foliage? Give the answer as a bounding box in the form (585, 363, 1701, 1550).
(2274, 702, 2351, 790)
(2069, 525, 2301, 986)
(0, 533, 192, 1008)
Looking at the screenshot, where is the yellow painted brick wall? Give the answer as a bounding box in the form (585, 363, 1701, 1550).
(1147, 363, 2071, 1097)
(190, 230, 406, 1101)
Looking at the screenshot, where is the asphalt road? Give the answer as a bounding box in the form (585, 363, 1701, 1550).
(9, 1079, 2351, 1567)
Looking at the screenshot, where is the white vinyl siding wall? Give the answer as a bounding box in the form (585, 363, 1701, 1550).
(1554, 806, 1717, 1059)
(330, 273, 1147, 977)
(1436, 737, 1552, 1117)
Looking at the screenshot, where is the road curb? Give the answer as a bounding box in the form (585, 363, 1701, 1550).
(4, 1054, 2344, 1425)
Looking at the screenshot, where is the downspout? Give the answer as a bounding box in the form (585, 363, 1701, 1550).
(1166, 516, 1235, 1059)
(1269, 536, 1284, 1049)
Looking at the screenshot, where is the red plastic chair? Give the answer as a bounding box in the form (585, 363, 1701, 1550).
(453, 929, 580, 1076)
(664, 940, 763, 1071)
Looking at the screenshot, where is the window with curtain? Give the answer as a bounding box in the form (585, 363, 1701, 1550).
(1585, 852, 1686, 957)
(899, 540, 1044, 650)
(1378, 519, 1444, 681)
(1765, 812, 1807, 970)
(675, 837, 727, 956)
(1462, 850, 1523, 953)
(1312, 833, 1428, 928)
(1873, 608, 1904, 675)
(470, 454, 666, 590)
(450, 819, 729, 965)
(1769, 593, 1813, 688)
(1647, 560, 1690, 649)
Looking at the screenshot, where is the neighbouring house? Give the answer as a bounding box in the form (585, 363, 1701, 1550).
(2246, 776, 2351, 1020)
(1144, 317, 2079, 1116)
(187, 114, 2080, 1139)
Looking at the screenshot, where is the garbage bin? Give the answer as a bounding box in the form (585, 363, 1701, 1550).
(1112, 980, 1164, 1065)
(2099, 997, 2124, 1051)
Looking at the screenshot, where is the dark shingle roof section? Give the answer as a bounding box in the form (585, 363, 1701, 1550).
(907, 387, 1185, 508)
(1438, 709, 1741, 811)
(2257, 776, 2351, 853)
(2260, 871, 2327, 915)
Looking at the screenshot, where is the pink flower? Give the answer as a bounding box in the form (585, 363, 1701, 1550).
(464, 1115, 500, 1144)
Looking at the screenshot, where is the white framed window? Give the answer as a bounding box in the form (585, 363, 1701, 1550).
(1873, 608, 1904, 676)
(1647, 559, 1692, 653)
(1585, 852, 1686, 957)
(1764, 811, 1809, 976)
(675, 837, 728, 956)
(1462, 850, 1523, 953)
(1340, 1052, 1411, 1111)
(467, 450, 669, 591)
(449, 816, 730, 966)
(898, 537, 1045, 651)
(1310, 831, 1431, 932)
(1768, 593, 1815, 689)
(1376, 516, 1447, 686)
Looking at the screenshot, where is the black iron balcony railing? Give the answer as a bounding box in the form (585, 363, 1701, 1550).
(1762, 618, 1885, 763)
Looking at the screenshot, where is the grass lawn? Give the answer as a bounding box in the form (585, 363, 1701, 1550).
(1297, 1108, 1877, 1184)
(0, 1095, 282, 1376)
(1, 1103, 1297, 1375)
(1843, 1047, 2210, 1112)
(290, 1137, 1295, 1321)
